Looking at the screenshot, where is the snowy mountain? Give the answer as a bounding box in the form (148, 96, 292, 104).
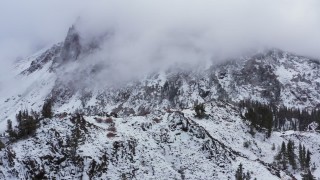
(0, 26, 320, 179)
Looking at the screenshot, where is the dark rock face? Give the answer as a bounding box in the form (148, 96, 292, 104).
(21, 44, 62, 75)
(51, 80, 77, 106)
(60, 26, 82, 63)
(19, 26, 83, 75)
(235, 56, 281, 103)
(52, 25, 109, 68)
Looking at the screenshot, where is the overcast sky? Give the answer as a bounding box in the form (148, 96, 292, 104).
(0, 0, 320, 82)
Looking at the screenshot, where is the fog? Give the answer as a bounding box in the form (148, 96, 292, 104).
(1, 0, 320, 85)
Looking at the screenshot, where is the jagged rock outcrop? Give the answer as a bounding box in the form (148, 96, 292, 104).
(60, 25, 82, 63)
(21, 44, 62, 75)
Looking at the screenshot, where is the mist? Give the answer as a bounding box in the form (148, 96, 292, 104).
(1, 0, 320, 86)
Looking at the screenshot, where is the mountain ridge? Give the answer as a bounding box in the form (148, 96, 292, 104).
(0, 27, 320, 179)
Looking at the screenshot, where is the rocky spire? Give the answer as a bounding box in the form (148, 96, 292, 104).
(60, 25, 81, 62)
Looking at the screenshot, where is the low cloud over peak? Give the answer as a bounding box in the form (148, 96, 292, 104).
(0, 0, 320, 84)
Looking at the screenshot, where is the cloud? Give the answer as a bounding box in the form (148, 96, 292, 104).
(68, 0, 320, 84)
(74, 0, 320, 57)
(0, 0, 320, 85)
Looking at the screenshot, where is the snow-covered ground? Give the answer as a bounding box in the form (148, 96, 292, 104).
(1, 100, 319, 179)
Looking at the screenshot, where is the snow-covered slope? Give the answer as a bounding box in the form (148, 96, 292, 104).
(0, 27, 320, 179)
(1, 101, 319, 179)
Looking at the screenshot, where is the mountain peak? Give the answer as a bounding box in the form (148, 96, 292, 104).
(60, 25, 82, 63)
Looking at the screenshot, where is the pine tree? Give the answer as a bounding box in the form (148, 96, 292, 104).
(287, 140, 296, 170)
(235, 163, 244, 180)
(299, 144, 312, 171)
(299, 143, 304, 169)
(0, 140, 5, 150)
(6, 119, 17, 141)
(305, 150, 311, 168)
(42, 98, 53, 118)
(302, 145, 306, 169)
(275, 141, 288, 170)
(264, 107, 273, 138)
(244, 171, 251, 180)
(16, 111, 22, 125)
(194, 103, 206, 118)
(281, 141, 288, 170)
(6, 119, 13, 132)
(301, 169, 315, 180)
(245, 107, 257, 128)
(16, 110, 37, 139)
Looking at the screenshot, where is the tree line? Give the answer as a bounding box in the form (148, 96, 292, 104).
(6, 99, 53, 142)
(274, 140, 315, 179)
(239, 100, 320, 137)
